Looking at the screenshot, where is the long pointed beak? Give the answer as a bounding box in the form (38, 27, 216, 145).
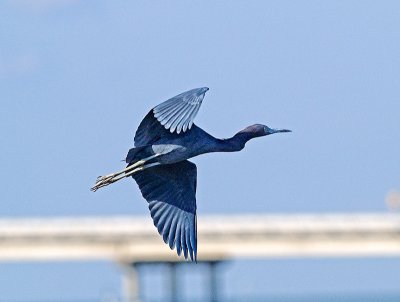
(272, 128, 292, 133)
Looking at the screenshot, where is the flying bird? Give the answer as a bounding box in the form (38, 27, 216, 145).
(91, 87, 290, 261)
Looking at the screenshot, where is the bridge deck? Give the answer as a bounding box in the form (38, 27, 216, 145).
(0, 214, 399, 262)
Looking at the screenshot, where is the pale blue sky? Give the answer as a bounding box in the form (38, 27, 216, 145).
(0, 0, 399, 300)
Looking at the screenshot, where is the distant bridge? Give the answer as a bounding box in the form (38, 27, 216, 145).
(1, 214, 400, 261)
(1, 213, 399, 301)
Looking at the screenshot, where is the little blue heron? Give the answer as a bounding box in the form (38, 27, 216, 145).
(91, 87, 290, 261)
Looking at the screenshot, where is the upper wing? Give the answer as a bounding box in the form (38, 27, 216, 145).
(153, 87, 208, 134)
(134, 87, 209, 146)
(134, 110, 172, 147)
(132, 160, 198, 261)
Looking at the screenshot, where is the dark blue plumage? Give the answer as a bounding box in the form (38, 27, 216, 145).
(92, 87, 291, 261)
(132, 160, 197, 261)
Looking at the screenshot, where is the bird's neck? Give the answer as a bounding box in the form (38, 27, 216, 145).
(213, 132, 255, 152)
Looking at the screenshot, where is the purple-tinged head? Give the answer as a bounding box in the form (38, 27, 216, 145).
(238, 124, 291, 138)
(220, 123, 291, 152)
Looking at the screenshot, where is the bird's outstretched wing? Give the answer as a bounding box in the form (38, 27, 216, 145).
(153, 87, 208, 134)
(132, 160, 198, 261)
(134, 87, 208, 146)
(134, 110, 173, 147)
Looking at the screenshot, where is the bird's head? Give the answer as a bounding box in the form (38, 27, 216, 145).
(238, 124, 291, 138)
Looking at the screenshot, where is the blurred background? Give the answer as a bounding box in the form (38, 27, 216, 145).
(0, 0, 400, 301)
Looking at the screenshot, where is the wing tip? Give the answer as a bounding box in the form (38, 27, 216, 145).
(152, 87, 208, 134)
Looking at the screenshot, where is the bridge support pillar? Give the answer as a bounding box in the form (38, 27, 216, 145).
(209, 261, 219, 302)
(120, 262, 140, 302)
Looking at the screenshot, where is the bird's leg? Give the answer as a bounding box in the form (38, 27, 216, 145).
(103, 153, 160, 179)
(91, 154, 160, 192)
(108, 162, 160, 182)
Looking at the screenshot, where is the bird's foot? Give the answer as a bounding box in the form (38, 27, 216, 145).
(91, 159, 146, 192)
(91, 159, 161, 192)
(91, 166, 141, 192)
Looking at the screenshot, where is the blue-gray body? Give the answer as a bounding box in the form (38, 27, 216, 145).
(144, 125, 246, 164)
